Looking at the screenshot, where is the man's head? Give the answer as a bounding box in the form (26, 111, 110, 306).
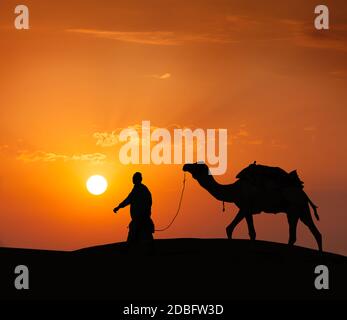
(132, 172, 142, 185)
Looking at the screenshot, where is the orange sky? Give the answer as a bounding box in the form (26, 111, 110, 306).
(0, 0, 347, 254)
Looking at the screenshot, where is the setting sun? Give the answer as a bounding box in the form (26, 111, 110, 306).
(86, 175, 108, 195)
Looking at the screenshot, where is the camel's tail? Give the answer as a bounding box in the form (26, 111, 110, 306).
(306, 193, 319, 221)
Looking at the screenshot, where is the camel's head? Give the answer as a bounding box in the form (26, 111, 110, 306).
(183, 162, 210, 179)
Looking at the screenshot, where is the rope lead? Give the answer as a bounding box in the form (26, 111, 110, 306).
(155, 172, 187, 232)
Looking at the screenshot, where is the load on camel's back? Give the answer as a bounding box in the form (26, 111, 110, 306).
(236, 161, 304, 190)
(236, 161, 319, 222)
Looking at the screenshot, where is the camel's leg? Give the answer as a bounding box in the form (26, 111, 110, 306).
(300, 213, 323, 252)
(245, 214, 256, 241)
(226, 210, 245, 239)
(286, 214, 299, 246)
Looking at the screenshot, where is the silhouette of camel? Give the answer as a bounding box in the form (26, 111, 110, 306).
(183, 162, 322, 251)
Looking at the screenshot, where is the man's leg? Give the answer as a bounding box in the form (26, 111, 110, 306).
(126, 221, 138, 254)
(140, 219, 155, 255)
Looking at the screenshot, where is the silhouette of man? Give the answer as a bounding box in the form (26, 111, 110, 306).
(113, 172, 155, 252)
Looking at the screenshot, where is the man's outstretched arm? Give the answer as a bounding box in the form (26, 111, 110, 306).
(113, 189, 134, 213)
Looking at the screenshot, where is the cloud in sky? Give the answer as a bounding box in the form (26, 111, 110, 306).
(66, 17, 347, 52)
(223, 15, 347, 52)
(66, 29, 235, 45)
(17, 151, 107, 164)
(93, 123, 162, 147)
(142, 73, 171, 80)
(282, 20, 347, 52)
(93, 131, 120, 147)
(156, 73, 171, 79)
(93, 123, 269, 150)
(67, 30, 180, 45)
(256, 18, 347, 52)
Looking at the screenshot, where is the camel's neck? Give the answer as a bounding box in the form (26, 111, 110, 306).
(195, 174, 237, 203)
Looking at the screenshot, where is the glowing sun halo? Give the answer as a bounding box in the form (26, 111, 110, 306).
(86, 175, 108, 195)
